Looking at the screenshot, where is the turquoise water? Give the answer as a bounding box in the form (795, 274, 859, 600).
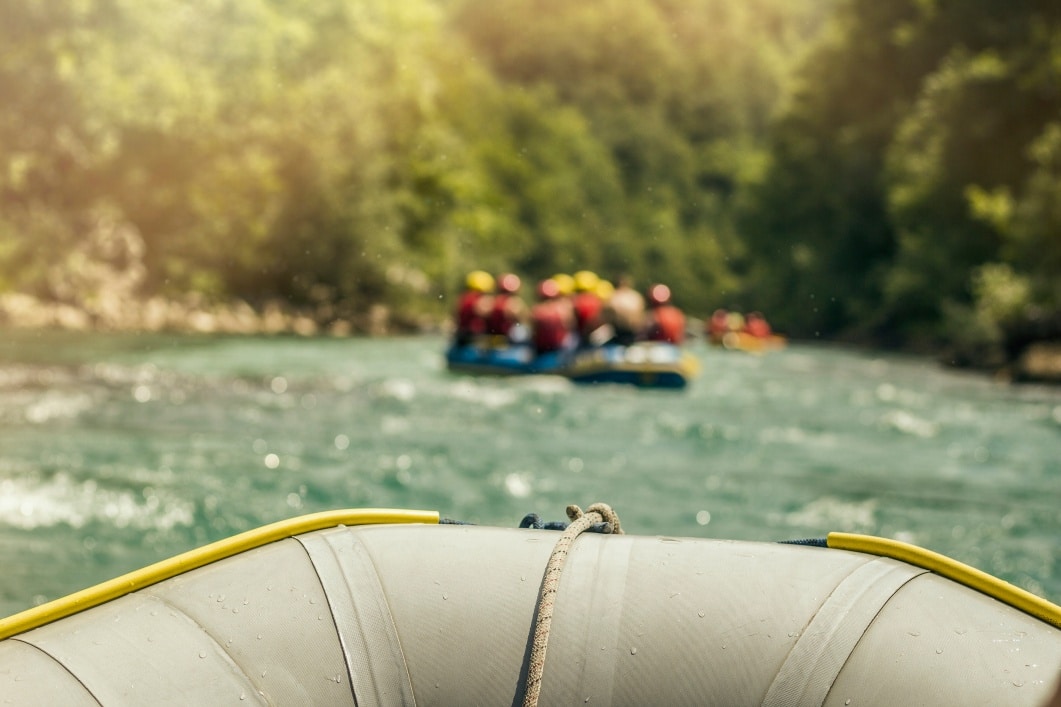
(0, 329, 1059, 617)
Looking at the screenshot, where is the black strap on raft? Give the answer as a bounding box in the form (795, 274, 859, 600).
(438, 513, 611, 534)
(519, 512, 612, 533)
(778, 537, 828, 547)
(518, 513, 568, 531)
(443, 515, 826, 542)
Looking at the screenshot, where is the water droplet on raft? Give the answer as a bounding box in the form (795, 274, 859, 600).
(1012, 681, 1024, 687)
(199, 651, 207, 659)
(845, 700, 852, 705)
(443, 594, 448, 600)
(935, 648, 943, 655)
(629, 647, 637, 655)
(698, 610, 705, 618)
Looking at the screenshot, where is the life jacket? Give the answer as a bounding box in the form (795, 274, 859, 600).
(531, 300, 570, 353)
(572, 292, 603, 338)
(707, 312, 730, 338)
(745, 318, 772, 338)
(486, 293, 518, 337)
(456, 291, 487, 341)
(646, 305, 685, 344)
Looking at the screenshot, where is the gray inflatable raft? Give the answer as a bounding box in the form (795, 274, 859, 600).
(1, 509, 1059, 705)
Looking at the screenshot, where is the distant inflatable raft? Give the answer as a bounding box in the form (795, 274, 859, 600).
(1, 510, 1059, 705)
(445, 340, 700, 389)
(709, 330, 788, 353)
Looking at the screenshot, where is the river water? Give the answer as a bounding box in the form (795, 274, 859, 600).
(0, 329, 1058, 617)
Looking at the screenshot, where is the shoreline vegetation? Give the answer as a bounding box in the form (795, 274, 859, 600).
(3, 288, 1058, 385)
(0, 291, 403, 338)
(2, 1, 1058, 385)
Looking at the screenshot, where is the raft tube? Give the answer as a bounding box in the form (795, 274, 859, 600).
(445, 341, 700, 389)
(711, 330, 788, 353)
(1, 512, 1059, 705)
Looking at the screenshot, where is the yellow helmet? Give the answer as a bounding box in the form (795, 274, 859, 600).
(465, 270, 495, 293)
(551, 273, 575, 296)
(573, 270, 600, 293)
(595, 279, 615, 300)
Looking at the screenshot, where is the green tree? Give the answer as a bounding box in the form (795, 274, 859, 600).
(741, 0, 1061, 355)
(0, 0, 830, 330)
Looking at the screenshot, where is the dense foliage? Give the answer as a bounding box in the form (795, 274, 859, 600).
(740, 0, 1061, 362)
(1, 0, 1058, 362)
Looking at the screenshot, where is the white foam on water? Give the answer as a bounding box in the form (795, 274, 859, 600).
(447, 381, 519, 408)
(781, 496, 878, 533)
(880, 409, 940, 438)
(758, 426, 838, 447)
(378, 378, 417, 402)
(0, 475, 194, 531)
(24, 391, 96, 423)
(503, 472, 533, 498)
(515, 376, 572, 396)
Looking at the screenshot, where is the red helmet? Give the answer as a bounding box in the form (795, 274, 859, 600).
(648, 283, 671, 306)
(537, 278, 560, 300)
(497, 273, 521, 294)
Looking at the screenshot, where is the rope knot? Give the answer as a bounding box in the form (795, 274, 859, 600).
(566, 502, 623, 535)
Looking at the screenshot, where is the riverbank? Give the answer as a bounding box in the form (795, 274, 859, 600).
(0, 291, 437, 338)
(2, 291, 1059, 384)
(1002, 342, 1061, 384)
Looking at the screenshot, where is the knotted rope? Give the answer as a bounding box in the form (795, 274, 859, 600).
(522, 503, 623, 707)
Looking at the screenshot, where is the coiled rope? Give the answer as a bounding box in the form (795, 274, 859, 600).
(522, 503, 623, 707)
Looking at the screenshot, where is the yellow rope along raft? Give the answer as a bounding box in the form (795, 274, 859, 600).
(0, 508, 439, 641)
(827, 531, 1061, 630)
(523, 502, 623, 707)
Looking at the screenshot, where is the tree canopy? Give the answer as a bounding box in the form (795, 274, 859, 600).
(2, 0, 1058, 364)
(739, 0, 1061, 361)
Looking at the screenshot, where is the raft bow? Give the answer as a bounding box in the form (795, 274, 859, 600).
(1, 506, 1059, 706)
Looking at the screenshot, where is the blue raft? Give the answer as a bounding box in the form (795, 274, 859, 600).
(445, 340, 700, 389)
